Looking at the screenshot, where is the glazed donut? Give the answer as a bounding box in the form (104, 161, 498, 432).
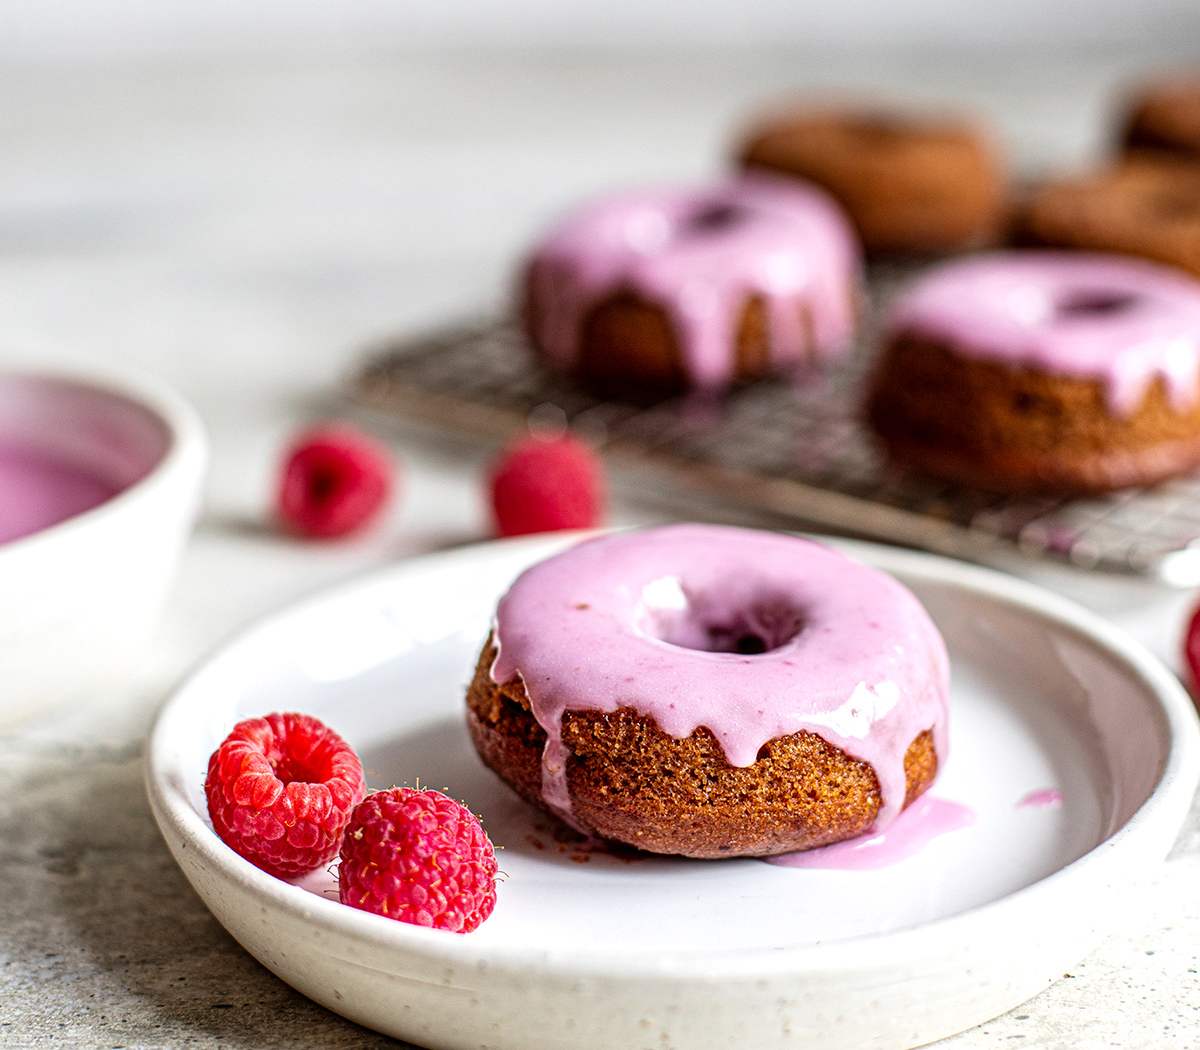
(465, 524, 949, 859)
(522, 176, 859, 399)
(1121, 74, 1200, 160)
(1015, 159, 1200, 279)
(737, 108, 1005, 254)
(867, 252, 1200, 493)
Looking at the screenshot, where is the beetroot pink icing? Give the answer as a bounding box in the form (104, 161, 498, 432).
(887, 251, 1200, 415)
(1016, 787, 1063, 809)
(525, 175, 860, 389)
(0, 442, 121, 545)
(490, 525, 950, 835)
(766, 795, 974, 870)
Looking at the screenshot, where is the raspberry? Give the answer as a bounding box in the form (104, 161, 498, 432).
(1185, 602, 1200, 703)
(205, 712, 366, 878)
(277, 424, 395, 539)
(488, 433, 605, 538)
(338, 787, 498, 933)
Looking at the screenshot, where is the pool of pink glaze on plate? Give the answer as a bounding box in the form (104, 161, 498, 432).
(0, 443, 121, 544)
(1017, 787, 1064, 809)
(766, 796, 976, 870)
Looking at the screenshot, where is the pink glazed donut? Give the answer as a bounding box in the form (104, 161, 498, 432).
(465, 525, 949, 858)
(868, 251, 1200, 493)
(521, 176, 860, 398)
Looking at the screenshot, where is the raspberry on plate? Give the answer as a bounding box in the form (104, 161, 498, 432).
(338, 787, 498, 933)
(488, 432, 605, 538)
(205, 712, 366, 878)
(277, 423, 395, 539)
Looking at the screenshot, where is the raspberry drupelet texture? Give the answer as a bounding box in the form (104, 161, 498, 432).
(338, 787, 498, 933)
(488, 432, 605, 538)
(205, 712, 366, 878)
(277, 423, 395, 539)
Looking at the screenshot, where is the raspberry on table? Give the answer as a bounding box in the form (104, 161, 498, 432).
(1185, 602, 1200, 706)
(488, 432, 605, 538)
(338, 787, 498, 933)
(276, 423, 395, 539)
(205, 712, 366, 878)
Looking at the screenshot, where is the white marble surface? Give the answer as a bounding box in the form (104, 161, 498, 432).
(2, 45, 1200, 1048)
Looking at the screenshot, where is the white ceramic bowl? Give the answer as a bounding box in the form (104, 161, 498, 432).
(147, 534, 1200, 1050)
(0, 367, 206, 725)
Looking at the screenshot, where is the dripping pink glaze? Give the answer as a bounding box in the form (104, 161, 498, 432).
(526, 175, 860, 389)
(490, 525, 950, 834)
(765, 796, 975, 870)
(1017, 787, 1063, 809)
(0, 443, 121, 544)
(888, 251, 1200, 416)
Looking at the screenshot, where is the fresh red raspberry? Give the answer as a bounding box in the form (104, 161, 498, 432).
(338, 787, 498, 933)
(488, 432, 605, 538)
(277, 424, 395, 539)
(1185, 602, 1200, 704)
(205, 712, 366, 878)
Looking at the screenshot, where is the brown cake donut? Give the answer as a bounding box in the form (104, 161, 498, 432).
(868, 253, 1200, 494)
(522, 178, 859, 399)
(535, 292, 775, 400)
(737, 108, 1005, 254)
(467, 641, 937, 857)
(1015, 159, 1200, 278)
(465, 525, 950, 859)
(1122, 74, 1200, 159)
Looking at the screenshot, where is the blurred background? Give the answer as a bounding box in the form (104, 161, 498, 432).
(0, 2, 1196, 558)
(3, 0, 1198, 619)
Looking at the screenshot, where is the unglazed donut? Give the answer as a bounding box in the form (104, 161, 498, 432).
(1015, 159, 1200, 279)
(1121, 74, 1200, 160)
(737, 107, 1005, 254)
(868, 252, 1200, 493)
(465, 525, 949, 859)
(521, 176, 859, 398)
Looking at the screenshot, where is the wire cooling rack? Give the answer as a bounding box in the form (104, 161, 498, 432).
(348, 263, 1200, 585)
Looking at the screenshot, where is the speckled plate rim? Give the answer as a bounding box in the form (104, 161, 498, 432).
(145, 531, 1200, 984)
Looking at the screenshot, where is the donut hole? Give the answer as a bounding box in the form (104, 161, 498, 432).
(637, 576, 804, 655)
(1055, 290, 1142, 319)
(684, 202, 750, 235)
(1146, 191, 1200, 221)
(845, 112, 910, 143)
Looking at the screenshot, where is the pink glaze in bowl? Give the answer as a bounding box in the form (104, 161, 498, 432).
(0, 368, 206, 724)
(0, 373, 173, 548)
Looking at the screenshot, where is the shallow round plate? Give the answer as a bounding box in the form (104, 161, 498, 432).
(147, 533, 1200, 1050)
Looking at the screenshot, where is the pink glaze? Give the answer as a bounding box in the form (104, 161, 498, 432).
(766, 796, 975, 870)
(888, 252, 1200, 416)
(526, 175, 860, 389)
(0, 443, 121, 544)
(1017, 787, 1063, 809)
(490, 525, 950, 834)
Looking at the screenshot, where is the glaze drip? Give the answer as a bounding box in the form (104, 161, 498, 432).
(490, 525, 950, 833)
(526, 176, 860, 389)
(887, 251, 1200, 415)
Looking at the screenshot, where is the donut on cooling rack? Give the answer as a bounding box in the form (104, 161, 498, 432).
(520, 175, 860, 399)
(1015, 159, 1200, 279)
(466, 524, 949, 859)
(866, 252, 1200, 493)
(1121, 74, 1200, 160)
(736, 106, 1005, 255)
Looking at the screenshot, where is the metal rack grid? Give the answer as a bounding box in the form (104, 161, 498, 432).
(348, 264, 1200, 586)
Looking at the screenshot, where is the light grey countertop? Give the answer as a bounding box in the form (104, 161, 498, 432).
(2, 45, 1199, 1048)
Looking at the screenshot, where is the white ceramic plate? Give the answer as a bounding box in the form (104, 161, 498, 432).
(147, 533, 1200, 1050)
